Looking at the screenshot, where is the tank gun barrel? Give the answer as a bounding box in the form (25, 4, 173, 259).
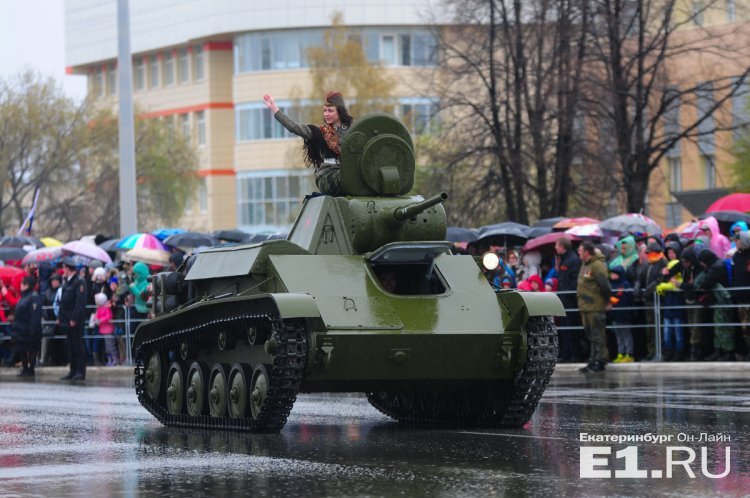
(393, 192, 448, 223)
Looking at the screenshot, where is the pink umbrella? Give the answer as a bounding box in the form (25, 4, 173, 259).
(62, 240, 112, 263)
(522, 231, 580, 252)
(116, 233, 168, 251)
(705, 193, 750, 213)
(565, 223, 603, 238)
(552, 217, 600, 230)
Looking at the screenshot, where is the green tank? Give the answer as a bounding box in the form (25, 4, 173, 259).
(133, 112, 564, 432)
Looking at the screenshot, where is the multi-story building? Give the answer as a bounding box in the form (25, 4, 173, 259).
(65, 0, 440, 233)
(65, 1, 749, 233)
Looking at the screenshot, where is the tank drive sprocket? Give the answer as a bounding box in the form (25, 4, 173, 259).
(365, 316, 558, 427)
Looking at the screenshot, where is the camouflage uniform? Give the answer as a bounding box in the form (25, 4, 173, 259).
(577, 253, 611, 364)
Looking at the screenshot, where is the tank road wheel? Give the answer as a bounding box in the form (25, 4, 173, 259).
(208, 363, 230, 417)
(249, 364, 271, 420)
(166, 362, 186, 415)
(186, 361, 210, 416)
(144, 352, 166, 402)
(227, 363, 253, 418)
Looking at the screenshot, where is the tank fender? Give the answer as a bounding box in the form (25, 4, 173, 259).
(495, 290, 565, 331)
(268, 293, 325, 331)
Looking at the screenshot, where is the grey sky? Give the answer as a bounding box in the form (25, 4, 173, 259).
(0, 0, 87, 100)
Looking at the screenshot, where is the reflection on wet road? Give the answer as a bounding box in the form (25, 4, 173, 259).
(0, 371, 748, 497)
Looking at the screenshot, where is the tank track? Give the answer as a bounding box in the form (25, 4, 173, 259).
(133, 312, 307, 433)
(365, 316, 558, 427)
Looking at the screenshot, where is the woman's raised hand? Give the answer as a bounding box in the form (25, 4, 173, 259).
(263, 94, 279, 113)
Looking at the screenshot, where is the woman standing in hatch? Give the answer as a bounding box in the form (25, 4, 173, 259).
(262, 91, 353, 196)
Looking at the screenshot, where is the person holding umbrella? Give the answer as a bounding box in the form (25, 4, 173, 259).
(58, 257, 88, 381)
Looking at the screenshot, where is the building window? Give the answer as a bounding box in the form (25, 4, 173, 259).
(666, 202, 683, 228)
(381, 35, 396, 65)
(727, 0, 737, 21)
(399, 98, 440, 135)
(164, 115, 175, 137)
(107, 64, 116, 95)
(179, 48, 189, 83)
(94, 68, 104, 96)
(669, 157, 682, 192)
(135, 59, 145, 90)
(234, 28, 436, 73)
(199, 178, 208, 213)
(196, 111, 206, 146)
(236, 100, 302, 141)
(702, 154, 716, 188)
(692, 1, 704, 26)
(181, 114, 191, 141)
(237, 170, 315, 229)
(194, 45, 205, 81)
(150, 54, 159, 88)
(164, 52, 175, 86)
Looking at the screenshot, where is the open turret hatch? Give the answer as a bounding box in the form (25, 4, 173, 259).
(366, 242, 452, 295)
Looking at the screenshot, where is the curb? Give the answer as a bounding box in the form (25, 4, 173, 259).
(554, 361, 750, 372)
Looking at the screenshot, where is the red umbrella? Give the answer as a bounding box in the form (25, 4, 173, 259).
(705, 193, 750, 213)
(522, 231, 580, 252)
(0, 266, 24, 287)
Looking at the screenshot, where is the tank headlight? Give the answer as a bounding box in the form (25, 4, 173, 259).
(482, 252, 499, 271)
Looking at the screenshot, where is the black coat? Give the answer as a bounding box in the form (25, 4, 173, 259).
(732, 248, 750, 303)
(11, 290, 43, 351)
(557, 249, 581, 292)
(58, 274, 88, 326)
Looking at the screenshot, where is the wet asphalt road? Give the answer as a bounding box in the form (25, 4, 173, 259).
(0, 368, 748, 497)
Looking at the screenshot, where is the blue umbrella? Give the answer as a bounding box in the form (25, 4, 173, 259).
(446, 227, 478, 243)
(151, 228, 186, 241)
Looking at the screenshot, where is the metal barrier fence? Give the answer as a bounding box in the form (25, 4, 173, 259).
(555, 285, 750, 361)
(0, 286, 748, 364)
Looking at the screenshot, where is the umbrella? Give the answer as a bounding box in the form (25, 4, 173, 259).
(699, 210, 750, 225)
(0, 247, 28, 262)
(213, 229, 252, 243)
(21, 246, 63, 265)
(532, 216, 566, 228)
(476, 222, 531, 247)
(0, 266, 24, 286)
(553, 217, 600, 230)
(521, 231, 579, 252)
(0, 235, 41, 249)
(98, 238, 121, 252)
(125, 247, 170, 266)
(40, 237, 64, 247)
(565, 223, 603, 238)
(117, 233, 168, 251)
(151, 228, 186, 241)
(164, 232, 219, 249)
(62, 240, 112, 263)
(446, 227, 479, 243)
(705, 193, 750, 213)
(669, 220, 702, 240)
(527, 226, 553, 238)
(599, 213, 662, 236)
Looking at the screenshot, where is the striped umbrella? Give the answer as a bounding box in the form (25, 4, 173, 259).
(116, 233, 168, 251)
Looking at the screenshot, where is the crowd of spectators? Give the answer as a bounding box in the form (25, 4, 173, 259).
(466, 220, 750, 368)
(0, 252, 184, 378)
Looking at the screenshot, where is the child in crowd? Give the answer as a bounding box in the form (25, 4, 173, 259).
(93, 292, 117, 366)
(609, 265, 634, 363)
(656, 259, 687, 361)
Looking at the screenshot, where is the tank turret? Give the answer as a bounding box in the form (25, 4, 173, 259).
(288, 113, 448, 254)
(132, 112, 564, 434)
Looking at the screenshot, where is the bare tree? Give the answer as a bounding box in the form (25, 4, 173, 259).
(424, 0, 590, 225)
(582, 0, 750, 213)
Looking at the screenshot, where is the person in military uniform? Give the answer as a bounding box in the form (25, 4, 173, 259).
(576, 241, 611, 373)
(58, 257, 88, 381)
(12, 276, 43, 376)
(262, 91, 353, 196)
